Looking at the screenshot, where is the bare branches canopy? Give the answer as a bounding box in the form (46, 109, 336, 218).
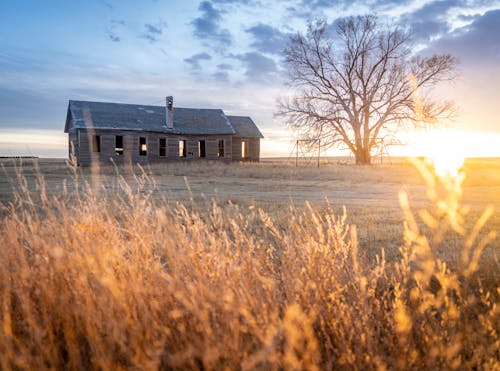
(278, 16, 458, 164)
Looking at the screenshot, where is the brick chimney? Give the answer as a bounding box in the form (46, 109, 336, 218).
(166, 96, 173, 129)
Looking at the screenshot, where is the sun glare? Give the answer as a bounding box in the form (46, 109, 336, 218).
(422, 132, 466, 178)
(393, 129, 500, 178)
(427, 152, 465, 178)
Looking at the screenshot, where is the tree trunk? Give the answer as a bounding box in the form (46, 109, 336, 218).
(354, 147, 371, 165)
(353, 125, 371, 165)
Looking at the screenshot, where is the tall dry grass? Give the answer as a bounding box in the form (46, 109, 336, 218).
(0, 160, 498, 369)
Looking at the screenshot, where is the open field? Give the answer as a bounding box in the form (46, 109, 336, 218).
(3, 156, 499, 207)
(1, 157, 499, 263)
(0, 157, 499, 369)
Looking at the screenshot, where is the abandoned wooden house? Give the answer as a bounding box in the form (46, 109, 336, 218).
(64, 97, 263, 166)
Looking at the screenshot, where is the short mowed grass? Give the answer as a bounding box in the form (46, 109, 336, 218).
(0, 157, 498, 369)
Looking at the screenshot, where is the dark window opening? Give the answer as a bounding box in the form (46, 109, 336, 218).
(139, 137, 147, 156)
(159, 138, 166, 157)
(92, 135, 101, 153)
(115, 135, 123, 156)
(179, 140, 186, 157)
(218, 139, 224, 157)
(198, 140, 206, 158)
(242, 140, 249, 159)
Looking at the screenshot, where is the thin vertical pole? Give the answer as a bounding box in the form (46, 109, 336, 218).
(317, 139, 320, 168)
(296, 140, 298, 167)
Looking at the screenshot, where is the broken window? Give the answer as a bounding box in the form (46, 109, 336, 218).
(241, 140, 249, 159)
(92, 135, 101, 153)
(198, 140, 206, 158)
(218, 139, 224, 157)
(139, 137, 147, 156)
(159, 138, 166, 157)
(179, 140, 186, 157)
(115, 135, 123, 156)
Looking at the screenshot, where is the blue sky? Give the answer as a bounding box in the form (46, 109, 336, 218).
(1, 0, 499, 157)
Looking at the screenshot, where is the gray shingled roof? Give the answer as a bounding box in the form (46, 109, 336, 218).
(65, 100, 236, 135)
(227, 116, 264, 138)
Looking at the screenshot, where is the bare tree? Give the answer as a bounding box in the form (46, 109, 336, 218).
(278, 16, 458, 165)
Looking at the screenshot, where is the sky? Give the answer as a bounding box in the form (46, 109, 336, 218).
(0, 0, 499, 158)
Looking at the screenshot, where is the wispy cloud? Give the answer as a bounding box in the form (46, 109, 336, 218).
(145, 24, 162, 35)
(101, 0, 114, 10)
(232, 52, 279, 82)
(108, 33, 120, 42)
(212, 71, 229, 81)
(184, 52, 212, 70)
(211, 0, 259, 5)
(217, 63, 233, 70)
(106, 19, 126, 43)
(427, 9, 500, 64)
(212, 0, 254, 3)
(246, 23, 291, 55)
(140, 20, 167, 43)
(399, 1, 457, 43)
(191, 1, 232, 51)
(210, 62, 234, 81)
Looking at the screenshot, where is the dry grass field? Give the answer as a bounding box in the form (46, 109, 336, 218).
(1, 157, 498, 263)
(0, 157, 499, 369)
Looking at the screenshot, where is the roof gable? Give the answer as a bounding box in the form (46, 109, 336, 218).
(64, 106, 72, 133)
(227, 116, 264, 138)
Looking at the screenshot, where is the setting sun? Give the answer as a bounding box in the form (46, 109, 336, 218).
(391, 129, 500, 175)
(428, 152, 465, 178)
(416, 130, 467, 177)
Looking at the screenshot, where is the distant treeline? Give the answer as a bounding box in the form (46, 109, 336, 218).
(0, 156, 39, 159)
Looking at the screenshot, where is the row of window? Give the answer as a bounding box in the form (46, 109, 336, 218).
(92, 135, 231, 158)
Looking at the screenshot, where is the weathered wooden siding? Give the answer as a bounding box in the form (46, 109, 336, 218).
(232, 138, 242, 160)
(74, 129, 234, 166)
(100, 135, 115, 160)
(174, 135, 232, 161)
(148, 135, 160, 162)
(248, 138, 260, 161)
(68, 131, 78, 161)
(76, 129, 92, 166)
(231, 137, 260, 162)
(167, 137, 179, 158)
